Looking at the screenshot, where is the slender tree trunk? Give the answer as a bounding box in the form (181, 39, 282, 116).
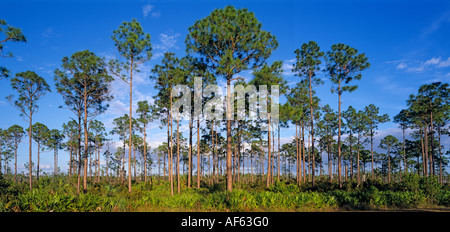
(233, 141, 237, 183)
(144, 123, 147, 183)
(197, 119, 201, 189)
(29, 110, 33, 190)
(127, 61, 134, 194)
(271, 129, 275, 185)
(251, 151, 254, 183)
(14, 144, 18, 182)
(177, 116, 180, 194)
(37, 143, 40, 181)
(296, 124, 300, 187)
(357, 136, 361, 185)
(83, 93, 89, 193)
(215, 124, 219, 181)
(424, 126, 429, 177)
(308, 72, 316, 187)
(76, 116, 82, 195)
(133, 147, 136, 181)
(211, 120, 216, 184)
(277, 124, 281, 182)
(430, 105, 435, 176)
(302, 123, 306, 183)
(188, 114, 193, 188)
(163, 145, 166, 181)
(370, 127, 374, 180)
(54, 148, 57, 177)
(328, 141, 332, 183)
(0, 141, 2, 176)
(308, 131, 311, 182)
(260, 137, 263, 183)
(266, 95, 272, 188)
(420, 128, 425, 176)
(169, 96, 174, 196)
(388, 154, 391, 184)
(226, 78, 233, 192)
(403, 128, 407, 173)
(106, 143, 109, 182)
(69, 142, 73, 180)
(438, 126, 443, 184)
(96, 140, 100, 182)
(166, 111, 170, 184)
(337, 88, 342, 188)
(349, 131, 353, 180)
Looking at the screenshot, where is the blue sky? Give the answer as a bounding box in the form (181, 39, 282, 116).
(1, 0, 450, 174)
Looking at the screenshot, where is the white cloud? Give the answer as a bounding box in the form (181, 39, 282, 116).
(396, 62, 407, 70)
(282, 59, 295, 76)
(151, 12, 161, 18)
(424, 57, 441, 65)
(142, 4, 161, 18)
(154, 32, 180, 51)
(150, 31, 181, 61)
(142, 4, 154, 17)
(437, 57, 450, 67)
(393, 56, 450, 73)
(406, 65, 425, 73)
(422, 56, 450, 68)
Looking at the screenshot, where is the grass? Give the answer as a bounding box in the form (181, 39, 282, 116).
(0, 173, 449, 212)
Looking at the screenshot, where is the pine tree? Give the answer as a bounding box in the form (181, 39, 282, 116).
(110, 19, 152, 194)
(7, 71, 50, 190)
(186, 5, 278, 191)
(325, 43, 370, 188)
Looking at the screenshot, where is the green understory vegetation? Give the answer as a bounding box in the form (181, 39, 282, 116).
(1, 173, 449, 212)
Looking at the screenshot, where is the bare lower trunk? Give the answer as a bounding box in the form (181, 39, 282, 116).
(83, 93, 89, 193)
(266, 96, 271, 188)
(128, 64, 133, 194)
(76, 116, 82, 195)
(424, 126, 429, 177)
(29, 111, 33, 190)
(14, 146, 18, 182)
(438, 127, 443, 183)
(278, 123, 281, 182)
(197, 119, 201, 189)
(144, 125, 147, 183)
(226, 78, 232, 192)
(302, 123, 306, 183)
(308, 72, 316, 187)
(211, 121, 216, 183)
(169, 96, 174, 196)
(188, 116, 193, 188)
(338, 90, 342, 188)
(177, 117, 180, 194)
(37, 144, 40, 181)
(402, 128, 407, 173)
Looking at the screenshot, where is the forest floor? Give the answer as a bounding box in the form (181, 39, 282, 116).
(1, 174, 449, 212)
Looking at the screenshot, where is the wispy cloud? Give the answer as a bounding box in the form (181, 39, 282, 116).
(142, 4, 161, 18)
(396, 62, 407, 70)
(421, 10, 450, 38)
(392, 56, 450, 73)
(424, 57, 441, 65)
(435, 57, 450, 67)
(151, 31, 181, 60)
(154, 32, 180, 51)
(142, 4, 154, 17)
